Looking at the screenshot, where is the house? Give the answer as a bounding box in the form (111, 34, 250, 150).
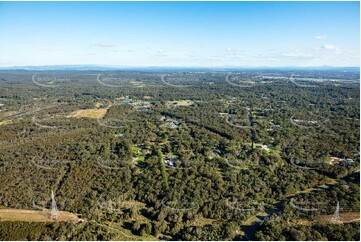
(270, 122, 281, 128)
(255, 145, 268, 150)
(15, 112, 25, 117)
(329, 157, 355, 166)
(130, 101, 151, 107)
(168, 122, 178, 129)
(343, 159, 354, 166)
(164, 159, 175, 167)
(121, 99, 131, 103)
(115, 133, 124, 137)
(212, 148, 221, 154)
(164, 155, 179, 167)
(209, 148, 221, 158)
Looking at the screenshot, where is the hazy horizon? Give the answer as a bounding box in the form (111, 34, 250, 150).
(0, 64, 360, 69)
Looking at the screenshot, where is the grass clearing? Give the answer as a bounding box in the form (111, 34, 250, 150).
(166, 100, 193, 107)
(99, 222, 157, 241)
(188, 216, 216, 227)
(241, 212, 268, 226)
(130, 81, 145, 88)
(316, 212, 360, 224)
(67, 108, 108, 119)
(292, 212, 360, 226)
(0, 209, 82, 223)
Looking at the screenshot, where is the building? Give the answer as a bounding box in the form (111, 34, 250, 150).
(329, 157, 355, 166)
(164, 155, 179, 167)
(168, 122, 178, 129)
(343, 159, 354, 166)
(209, 148, 221, 158)
(270, 122, 281, 128)
(255, 144, 268, 150)
(164, 160, 175, 167)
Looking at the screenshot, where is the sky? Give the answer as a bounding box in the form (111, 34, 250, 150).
(0, 1, 359, 67)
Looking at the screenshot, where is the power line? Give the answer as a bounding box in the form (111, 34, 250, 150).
(50, 190, 59, 220)
(331, 201, 340, 223)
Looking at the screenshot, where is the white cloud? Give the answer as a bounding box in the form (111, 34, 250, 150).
(93, 42, 115, 49)
(222, 48, 247, 60)
(315, 35, 327, 40)
(91, 42, 134, 53)
(150, 49, 169, 57)
(91, 42, 128, 53)
(225, 48, 243, 53)
(156, 49, 167, 53)
(281, 50, 314, 59)
(321, 44, 337, 51)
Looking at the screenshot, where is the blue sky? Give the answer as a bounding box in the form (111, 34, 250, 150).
(0, 1, 359, 67)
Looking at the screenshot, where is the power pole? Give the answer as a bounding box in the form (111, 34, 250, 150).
(50, 190, 59, 220)
(331, 201, 340, 223)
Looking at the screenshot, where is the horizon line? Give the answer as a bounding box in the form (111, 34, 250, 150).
(0, 64, 360, 69)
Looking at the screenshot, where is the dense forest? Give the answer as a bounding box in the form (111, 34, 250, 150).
(0, 69, 359, 240)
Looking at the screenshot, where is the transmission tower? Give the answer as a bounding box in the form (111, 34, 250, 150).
(50, 190, 59, 220)
(331, 201, 340, 223)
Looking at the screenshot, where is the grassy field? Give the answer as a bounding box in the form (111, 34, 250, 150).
(67, 108, 108, 119)
(0, 209, 82, 223)
(166, 100, 193, 107)
(241, 212, 268, 226)
(286, 212, 360, 227)
(187, 216, 215, 227)
(129, 81, 145, 87)
(0, 208, 156, 240)
(316, 212, 360, 224)
(97, 222, 158, 241)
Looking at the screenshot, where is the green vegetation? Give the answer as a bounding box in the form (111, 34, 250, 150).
(0, 70, 359, 240)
